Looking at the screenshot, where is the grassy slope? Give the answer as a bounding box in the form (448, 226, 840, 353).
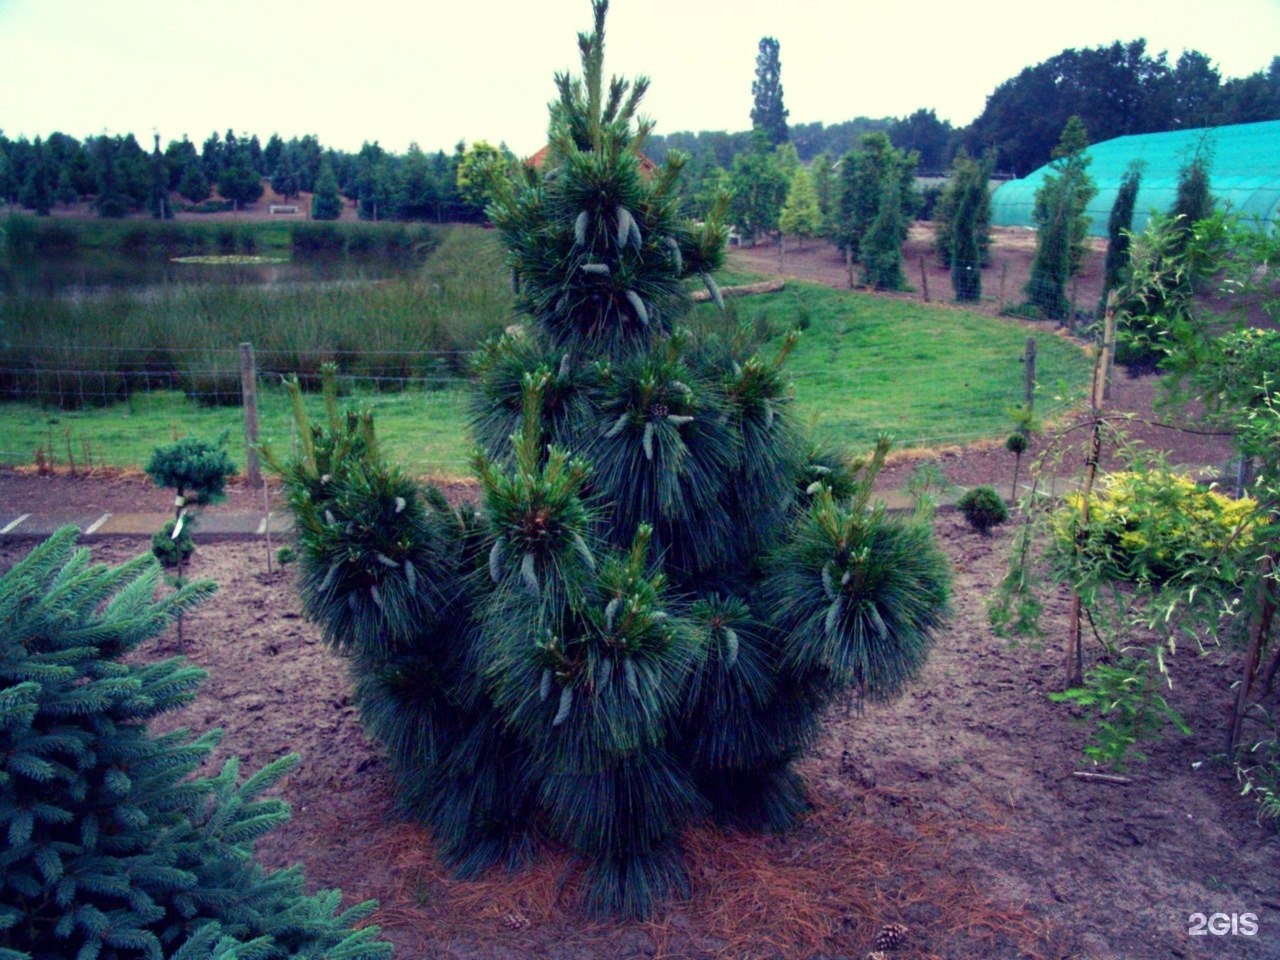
(703, 285, 1089, 449)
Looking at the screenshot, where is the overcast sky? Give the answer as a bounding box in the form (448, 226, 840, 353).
(2, 0, 1277, 155)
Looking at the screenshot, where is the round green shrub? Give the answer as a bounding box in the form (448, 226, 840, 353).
(151, 518, 195, 567)
(957, 485, 1009, 534)
(1005, 432, 1028, 455)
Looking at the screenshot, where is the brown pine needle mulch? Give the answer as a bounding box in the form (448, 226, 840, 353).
(341, 781, 1061, 959)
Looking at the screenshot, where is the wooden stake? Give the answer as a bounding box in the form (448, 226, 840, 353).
(1228, 552, 1276, 751)
(998, 261, 1008, 311)
(1100, 292, 1117, 401)
(240, 342, 261, 488)
(1071, 771, 1131, 785)
(1067, 329, 1110, 689)
(919, 255, 930, 301)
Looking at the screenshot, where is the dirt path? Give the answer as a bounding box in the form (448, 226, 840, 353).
(7, 511, 1274, 959)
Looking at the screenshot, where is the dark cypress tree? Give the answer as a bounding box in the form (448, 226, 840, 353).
(934, 148, 992, 270)
(218, 146, 264, 210)
(273, 1, 950, 921)
(861, 175, 907, 290)
(750, 37, 789, 146)
(833, 133, 915, 264)
(1097, 160, 1143, 317)
(93, 136, 131, 219)
(18, 137, 52, 216)
(0, 528, 392, 960)
(1024, 116, 1097, 320)
(1115, 149, 1215, 372)
(177, 158, 211, 204)
(1168, 142, 1215, 258)
(310, 159, 343, 220)
(948, 151, 993, 302)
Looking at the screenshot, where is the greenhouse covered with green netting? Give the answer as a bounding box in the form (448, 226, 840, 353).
(990, 118, 1280, 236)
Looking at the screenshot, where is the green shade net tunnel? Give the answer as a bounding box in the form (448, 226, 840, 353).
(990, 119, 1280, 236)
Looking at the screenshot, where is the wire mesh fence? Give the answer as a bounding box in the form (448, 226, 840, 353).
(0, 342, 1078, 478)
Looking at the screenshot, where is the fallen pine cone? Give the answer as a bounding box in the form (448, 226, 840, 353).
(874, 922, 910, 950)
(501, 911, 530, 930)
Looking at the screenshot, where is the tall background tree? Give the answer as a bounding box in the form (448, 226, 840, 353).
(750, 36, 789, 146)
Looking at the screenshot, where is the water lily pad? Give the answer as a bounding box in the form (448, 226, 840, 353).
(169, 255, 290, 265)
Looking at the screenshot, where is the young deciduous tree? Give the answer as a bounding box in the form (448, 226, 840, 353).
(728, 131, 789, 244)
(273, 0, 950, 921)
(779, 166, 823, 249)
(809, 151, 836, 232)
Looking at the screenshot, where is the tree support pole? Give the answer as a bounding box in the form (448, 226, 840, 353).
(240, 342, 261, 488)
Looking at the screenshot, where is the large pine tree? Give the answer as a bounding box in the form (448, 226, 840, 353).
(274, 0, 950, 920)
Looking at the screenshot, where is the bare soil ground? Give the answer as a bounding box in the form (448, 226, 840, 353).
(2, 234, 1277, 959)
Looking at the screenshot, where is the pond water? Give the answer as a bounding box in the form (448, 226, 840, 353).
(0, 250, 419, 299)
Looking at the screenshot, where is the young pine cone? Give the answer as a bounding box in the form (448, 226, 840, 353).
(873, 922, 910, 950)
(501, 911, 530, 930)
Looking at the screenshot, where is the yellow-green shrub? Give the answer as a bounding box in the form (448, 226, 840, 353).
(1051, 469, 1259, 585)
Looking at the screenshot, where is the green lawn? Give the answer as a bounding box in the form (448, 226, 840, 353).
(0, 282, 1091, 479)
(706, 284, 1090, 449)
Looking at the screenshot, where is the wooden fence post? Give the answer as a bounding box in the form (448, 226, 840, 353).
(998, 261, 1008, 312)
(1024, 337, 1037, 410)
(919, 256, 930, 302)
(239, 342, 261, 487)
